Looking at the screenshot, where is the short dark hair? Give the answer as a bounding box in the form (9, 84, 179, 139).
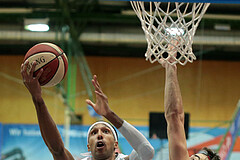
(201, 147, 221, 160)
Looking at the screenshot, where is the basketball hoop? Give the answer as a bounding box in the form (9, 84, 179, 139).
(130, 1, 210, 65)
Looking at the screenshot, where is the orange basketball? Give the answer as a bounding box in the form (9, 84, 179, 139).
(23, 42, 68, 87)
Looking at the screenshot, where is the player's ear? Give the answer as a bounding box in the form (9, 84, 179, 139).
(87, 144, 90, 151)
(114, 141, 118, 150)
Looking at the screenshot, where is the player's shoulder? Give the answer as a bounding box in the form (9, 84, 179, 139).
(80, 157, 92, 160)
(116, 153, 128, 160)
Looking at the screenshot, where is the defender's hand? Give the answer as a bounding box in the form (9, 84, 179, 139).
(160, 39, 179, 68)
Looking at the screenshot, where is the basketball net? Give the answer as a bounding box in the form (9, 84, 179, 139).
(130, 1, 210, 65)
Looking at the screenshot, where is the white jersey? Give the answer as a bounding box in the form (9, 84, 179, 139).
(81, 153, 127, 160)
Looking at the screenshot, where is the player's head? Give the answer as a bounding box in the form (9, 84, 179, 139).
(87, 121, 118, 159)
(190, 147, 220, 160)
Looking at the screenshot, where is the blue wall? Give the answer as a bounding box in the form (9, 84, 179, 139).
(0, 123, 239, 160)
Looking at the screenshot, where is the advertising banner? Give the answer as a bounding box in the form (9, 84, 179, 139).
(0, 124, 149, 160)
(218, 101, 240, 160)
(0, 123, 2, 159)
(1, 123, 239, 160)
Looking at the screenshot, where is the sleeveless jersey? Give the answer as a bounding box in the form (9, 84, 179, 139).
(81, 153, 127, 160)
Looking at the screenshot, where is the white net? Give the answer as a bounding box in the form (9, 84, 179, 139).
(130, 1, 210, 65)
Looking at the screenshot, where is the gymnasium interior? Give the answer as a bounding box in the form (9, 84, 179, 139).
(0, 0, 240, 159)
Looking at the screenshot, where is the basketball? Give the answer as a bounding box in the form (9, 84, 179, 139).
(23, 42, 68, 87)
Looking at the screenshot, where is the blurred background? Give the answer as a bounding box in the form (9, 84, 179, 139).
(0, 0, 240, 159)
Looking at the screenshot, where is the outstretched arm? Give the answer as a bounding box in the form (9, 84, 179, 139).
(86, 75, 154, 160)
(85, 75, 123, 128)
(21, 61, 74, 160)
(161, 41, 189, 160)
(164, 64, 188, 160)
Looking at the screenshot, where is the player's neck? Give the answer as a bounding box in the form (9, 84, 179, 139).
(93, 153, 116, 160)
(93, 157, 115, 160)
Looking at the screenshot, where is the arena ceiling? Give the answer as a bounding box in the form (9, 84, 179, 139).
(0, 0, 240, 61)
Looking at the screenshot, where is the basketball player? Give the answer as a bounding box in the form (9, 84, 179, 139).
(160, 42, 220, 160)
(20, 61, 154, 160)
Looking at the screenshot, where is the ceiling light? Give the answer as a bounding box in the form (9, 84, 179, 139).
(24, 24, 49, 32)
(214, 24, 231, 31)
(166, 27, 185, 36)
(24, 18, 49, 32)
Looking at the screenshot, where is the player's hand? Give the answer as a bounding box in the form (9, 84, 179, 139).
(86, 75, 111, 117)
(160, 39, 179, 68)
(21, 61, 43, 97)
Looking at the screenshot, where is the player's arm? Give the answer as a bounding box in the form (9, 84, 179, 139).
(21, 61, 74, 160)
(163, 63, 189, 160)
(86, 75, 154, 160)
(103, 111, 154, 160)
